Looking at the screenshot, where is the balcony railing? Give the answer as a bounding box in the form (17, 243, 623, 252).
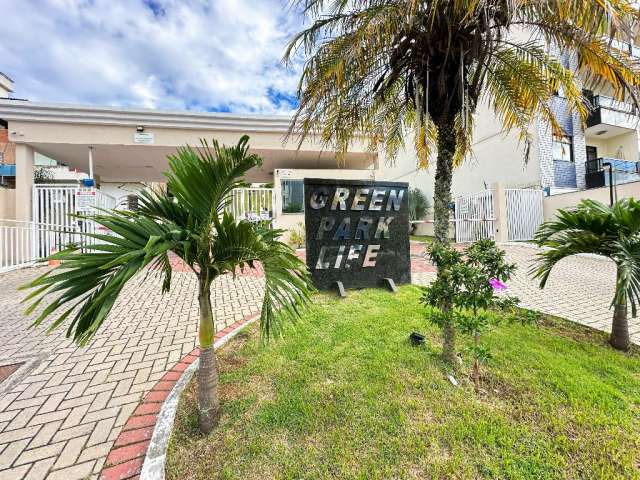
(609, 38, 640, 58)
(591, 95, 637, 115)
(587, 95, 638, 130)
(585, 157, 640, 189)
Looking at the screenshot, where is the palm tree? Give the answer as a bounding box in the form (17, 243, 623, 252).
(533, 199, 640, 351)
(284, 0, 640, 363)
(21, 136, 313, 433)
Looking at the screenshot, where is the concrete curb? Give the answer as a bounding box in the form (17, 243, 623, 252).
(139, 313, 260, 480)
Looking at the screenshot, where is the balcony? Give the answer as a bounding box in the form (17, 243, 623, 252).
(609, 38, 640, 58)
(585, 157, 640, 189)
(586, 95, 639, 133)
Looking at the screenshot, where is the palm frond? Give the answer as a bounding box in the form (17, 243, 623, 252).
(21, 210, 186, 345)
(211, 213, 315, 338)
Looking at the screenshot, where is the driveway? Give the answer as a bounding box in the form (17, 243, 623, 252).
(0, 267, 264, 480)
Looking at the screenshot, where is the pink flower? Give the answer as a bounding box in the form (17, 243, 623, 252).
(489, 278, 507, 291)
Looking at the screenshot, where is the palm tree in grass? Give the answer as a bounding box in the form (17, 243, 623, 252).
(533, 199, 640, 351)
(21, 136, 313, 433)
(284, 0, 640, 363)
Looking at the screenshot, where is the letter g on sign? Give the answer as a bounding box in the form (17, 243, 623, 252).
(310, 187, 330, 209)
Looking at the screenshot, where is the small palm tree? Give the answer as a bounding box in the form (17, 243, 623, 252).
(533, 199, 640, 351)
(21, 136, 313, 433)
(284, 0, 640, 363)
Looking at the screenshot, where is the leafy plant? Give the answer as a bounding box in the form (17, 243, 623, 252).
(288, 222, 306, 249)
(409, 188, 430, 233)
(421, 240, 518, 392)
(533, 198, 640, 351)
(284, 0, 640, 364)
(33, 167, 54, 184)
(283, 203, 303, 214)
(21, 136, 314, 433)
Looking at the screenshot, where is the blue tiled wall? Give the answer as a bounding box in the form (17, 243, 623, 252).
(553, 160, 577, 188)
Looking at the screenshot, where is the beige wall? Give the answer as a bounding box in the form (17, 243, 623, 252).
(375, 100, 542, 209)
(14, 144, 34, 222)
(452, 102, 541, 195)
(586, 131, 638, 160)
(272, 168, 377, 241)
(8, 121, 372, 156)
(543, 181, 640, 220)
(0, 189, 15, 218)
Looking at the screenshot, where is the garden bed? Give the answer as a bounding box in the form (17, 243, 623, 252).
(166, 287, 640, 479)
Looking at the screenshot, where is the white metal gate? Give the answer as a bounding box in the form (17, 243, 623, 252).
(226, 188, 275, 223)
(454, 190, 495, 243)
(505, 189, 544, 241)
(32, 184, 116, 259)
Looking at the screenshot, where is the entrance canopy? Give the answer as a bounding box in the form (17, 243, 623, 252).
(0, 99, 377, 184)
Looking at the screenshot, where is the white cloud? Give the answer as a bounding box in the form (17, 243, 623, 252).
(0, 0, 305, 113)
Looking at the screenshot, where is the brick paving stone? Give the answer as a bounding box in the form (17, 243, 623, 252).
(0, 266, 265, 479)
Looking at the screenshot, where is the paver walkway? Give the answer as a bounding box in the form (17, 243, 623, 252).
(0, 267, 264, 480)
(504, 244, 640, 344)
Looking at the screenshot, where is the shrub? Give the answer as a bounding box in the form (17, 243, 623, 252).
(420, 240, 520, 392)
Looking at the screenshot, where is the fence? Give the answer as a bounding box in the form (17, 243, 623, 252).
(226, 188, 275, 222)
(0, 220, 59, 273)
(1, 186, 275, 273)
(454, 190, 495, 243)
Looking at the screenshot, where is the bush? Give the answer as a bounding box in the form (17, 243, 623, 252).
(288, 222, 305, 249)
(420, 240, 521, 392)
(409, 188, 430, 222)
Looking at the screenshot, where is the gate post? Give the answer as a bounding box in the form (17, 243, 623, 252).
(492, 182, 508, 243)
(15, 144, 35, 222)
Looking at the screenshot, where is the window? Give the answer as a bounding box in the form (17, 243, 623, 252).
(552, 134, 573, 163)
(281, 180, 304, 213)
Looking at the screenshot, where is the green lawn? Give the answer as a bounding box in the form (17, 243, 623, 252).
(410, 234, 434, 243)
(166, 287, 640, 480)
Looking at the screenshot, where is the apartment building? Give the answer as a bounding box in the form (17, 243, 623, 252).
(446, 40, 640, 204)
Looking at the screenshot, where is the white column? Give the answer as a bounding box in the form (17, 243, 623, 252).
(88, 146, 94, 180)
(492, 182, 508, 243)
(14, 144, 35, 222)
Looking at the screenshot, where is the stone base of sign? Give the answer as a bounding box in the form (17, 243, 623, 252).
(380, 277, 398, 293)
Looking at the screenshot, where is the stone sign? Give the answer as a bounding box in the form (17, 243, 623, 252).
(304, 178, 411, 291)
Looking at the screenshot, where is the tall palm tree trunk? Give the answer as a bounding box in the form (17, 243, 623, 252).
(434, 118, 457, 365)
(610, 269, 630, 351)
(197, 279, 220, 433)
(433, 122, 455, 246)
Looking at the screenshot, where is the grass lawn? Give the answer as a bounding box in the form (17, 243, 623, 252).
(166, 287, 640, 480)
(410, 234, 434, 243)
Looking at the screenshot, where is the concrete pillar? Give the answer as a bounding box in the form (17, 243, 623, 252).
(272, 169, 283, 228)
(492, 182, 508, 243)
(14, 144, 34, 222)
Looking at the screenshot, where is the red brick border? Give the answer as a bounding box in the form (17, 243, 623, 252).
(99, 313, 258, 480)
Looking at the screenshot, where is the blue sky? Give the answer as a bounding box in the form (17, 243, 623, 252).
(0, 0, 305, 114)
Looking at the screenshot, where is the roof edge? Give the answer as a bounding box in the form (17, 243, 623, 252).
(0, 99, 294, 132)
